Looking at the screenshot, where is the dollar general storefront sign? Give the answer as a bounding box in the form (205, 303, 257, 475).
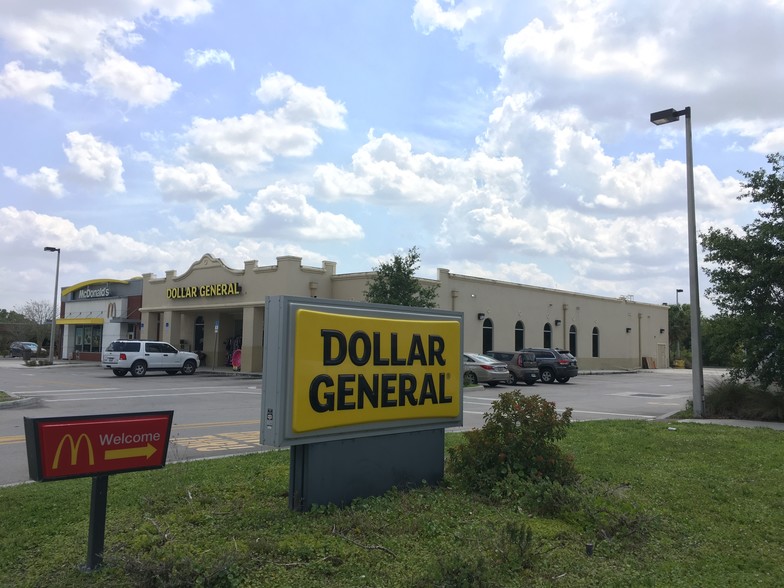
(262, 297, 463, 446)
(166, 282, 241, 299)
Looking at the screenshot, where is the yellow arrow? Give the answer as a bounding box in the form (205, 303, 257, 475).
(104, 443, 157, 461)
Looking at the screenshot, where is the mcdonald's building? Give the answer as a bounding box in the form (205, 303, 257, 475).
(57, 278, 143, 361)
(136, 254, 670, 374)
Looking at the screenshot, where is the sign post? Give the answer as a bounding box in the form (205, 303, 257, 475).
(24, 411, 174, 570)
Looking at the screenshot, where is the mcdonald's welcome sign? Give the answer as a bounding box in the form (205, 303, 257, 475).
(24, 411, 173, 482)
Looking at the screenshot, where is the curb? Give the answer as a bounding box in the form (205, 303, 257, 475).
(0, 395, 41, 410)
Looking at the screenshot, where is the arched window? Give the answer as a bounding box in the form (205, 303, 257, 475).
(592, 327, 600, 357)
(514, 320, 525, 350)
(543, 322, 552, 348)
(482, 318, 494, 354)
(569, 325, 577, 356)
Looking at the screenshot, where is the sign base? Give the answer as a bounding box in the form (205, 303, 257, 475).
(289, 428, 445, 511)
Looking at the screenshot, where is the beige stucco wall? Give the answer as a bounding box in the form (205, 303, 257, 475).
(139, 253, 669, 374)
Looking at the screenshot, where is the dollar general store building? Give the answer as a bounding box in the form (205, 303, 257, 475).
(125, 253, 668, 373)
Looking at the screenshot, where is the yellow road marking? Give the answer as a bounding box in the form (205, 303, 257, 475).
(0, 435, 26, 445)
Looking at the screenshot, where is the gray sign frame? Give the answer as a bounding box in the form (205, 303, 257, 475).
(261, 296, 464, 447)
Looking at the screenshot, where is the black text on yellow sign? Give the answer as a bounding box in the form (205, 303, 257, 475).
(292, 310, 461, 433)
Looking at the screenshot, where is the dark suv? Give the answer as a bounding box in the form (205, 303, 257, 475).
(523, 348, 578, 384)
(485, 350, 539, 385)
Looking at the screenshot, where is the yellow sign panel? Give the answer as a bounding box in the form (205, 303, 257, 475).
(291, 310, 461, 433)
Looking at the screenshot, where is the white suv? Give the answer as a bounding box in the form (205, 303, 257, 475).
(102, 340, 200, 377)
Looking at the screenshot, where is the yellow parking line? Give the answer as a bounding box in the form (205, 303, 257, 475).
(0, 435, 26, 445)
(171, 431, 261, 452)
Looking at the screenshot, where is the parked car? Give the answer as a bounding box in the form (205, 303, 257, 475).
(463, 353, 510, 387)
(523, 347, 579, 383)
(102, 340, 200, 377)
(485, 350, 539, 385)
(9, 341, 39, 358)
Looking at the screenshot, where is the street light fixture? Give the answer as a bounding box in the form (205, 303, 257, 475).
(676, 288, 683, 306)
(44, 247, 60, 363)
(650, 106, 704, 417)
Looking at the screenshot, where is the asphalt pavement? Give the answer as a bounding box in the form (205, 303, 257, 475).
(2, 359, 784, 432)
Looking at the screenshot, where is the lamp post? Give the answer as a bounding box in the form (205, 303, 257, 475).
(651, 107, 704, 417)
(676, 288, 683, 306)
(44, 247, 61, 363)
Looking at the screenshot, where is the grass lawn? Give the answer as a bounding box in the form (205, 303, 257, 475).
(1, 420, 783, 587)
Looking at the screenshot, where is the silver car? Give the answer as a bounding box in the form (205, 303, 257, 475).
(463, 353, 510, 387)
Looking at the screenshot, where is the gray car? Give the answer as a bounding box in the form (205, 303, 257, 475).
(463, 353, 510, 387)
(485, 350, 539, 385)
(523, 347, 579, 384)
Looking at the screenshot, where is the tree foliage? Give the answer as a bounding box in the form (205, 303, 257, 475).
(701, 152, 784, 388)
(364, 247, 439, 308)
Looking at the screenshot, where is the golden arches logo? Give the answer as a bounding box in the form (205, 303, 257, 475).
(52, 434, 94, 470)
(107, 302, 117, 318)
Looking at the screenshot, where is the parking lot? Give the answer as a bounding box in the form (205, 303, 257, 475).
(0, 360, 727, 486)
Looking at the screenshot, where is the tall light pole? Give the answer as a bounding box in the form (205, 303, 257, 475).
(651, 107, 704, 417)
(44, 247, 61, 363)
(676, 288, 683, 306)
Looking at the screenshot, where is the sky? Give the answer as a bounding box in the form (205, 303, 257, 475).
(2, 0, 784, 317)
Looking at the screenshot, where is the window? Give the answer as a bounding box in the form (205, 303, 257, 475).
(74, 325, 103, 353)
(482, 318, 494, 354)
(592, 327, 600, 357)
(543, 322, 552, 348)
(569, 325, 577, 356)
(514, 320, 524, 350)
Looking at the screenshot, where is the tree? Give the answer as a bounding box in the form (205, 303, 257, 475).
(16, 300, 53, 347)
(668, 303, 691, 360)
(701, 152, 784, 388)
(364, 247, 439, 308)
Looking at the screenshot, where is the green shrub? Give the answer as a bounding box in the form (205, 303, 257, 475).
(448, 392, 577, 494)
(705, 378, 784, 421)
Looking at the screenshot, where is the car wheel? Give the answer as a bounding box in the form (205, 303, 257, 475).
(464, 371, 478, 385)
(165, 369, 179, 375)
(506, 374, 517, 385)
(539, 367, 556, 384)
(112, 369, 128, 377)
(130, 361, 147, 377)
(181, 359, 197, 376)
(556, 376, 570, 383)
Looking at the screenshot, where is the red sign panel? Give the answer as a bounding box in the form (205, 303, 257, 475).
(24, 411, 173, 481)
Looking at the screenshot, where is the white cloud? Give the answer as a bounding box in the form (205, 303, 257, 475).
(0, 61, 70, 108)
(315, 130, 524, 205)
(180, 73, 346, 173)
(255, 72, 346, 129)
(3, 166, 64, 197)
(64, 131, 125, 192)
(153, 162, 237, 201)
(85, 50, 180, 107)
(185, 48, 235, 70)
(412, 0, 483, 34)
(193, 181, 364, 240)
(0, 3, 208, 109)
(0, 2, 212, 62)
(750, 127, 784, 153)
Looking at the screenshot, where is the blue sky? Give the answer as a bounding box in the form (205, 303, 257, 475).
(2, 0, 784, 317)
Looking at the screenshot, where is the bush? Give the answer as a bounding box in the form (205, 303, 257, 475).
(448, 392, 577, 494)
(704, 378, 784, 421)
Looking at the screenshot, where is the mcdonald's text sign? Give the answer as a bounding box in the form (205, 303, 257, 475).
(24, 411, 173, 482)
